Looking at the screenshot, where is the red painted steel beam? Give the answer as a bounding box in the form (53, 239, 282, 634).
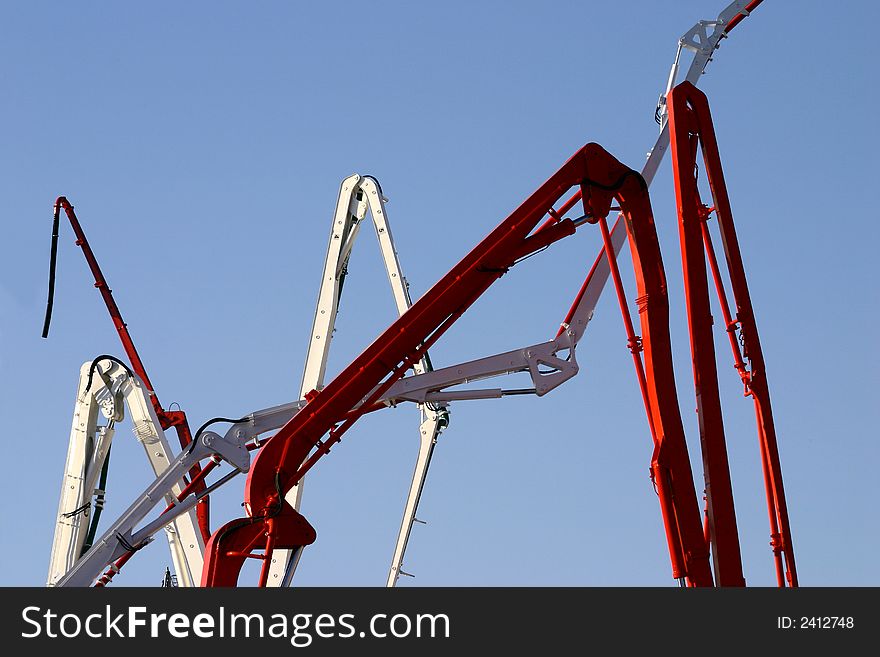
(667, 104, 745, 587)
(202, 143, 713, 587)
(202, 508, 316, 587)
(667, 80, 797, 586)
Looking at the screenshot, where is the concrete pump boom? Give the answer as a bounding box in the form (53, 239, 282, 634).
(45, 0, 788, 588)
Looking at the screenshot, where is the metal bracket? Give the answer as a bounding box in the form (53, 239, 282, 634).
(655, 0, 752, 130)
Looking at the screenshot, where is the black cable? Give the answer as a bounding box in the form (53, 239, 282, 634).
(85, 355, 134, 392)
(81, 444, 112, 556)
(188, 416, 251, 454)
(211, 474, 285, 548)
(115, 532, 146, 553)
(582, 169, 646, 192)
(363, 175, 383, 195)
(193, 416, 251, 440)
(62, 502, 91, 519)
(271, 470, 286, 518)
(41, 204, 62, 338)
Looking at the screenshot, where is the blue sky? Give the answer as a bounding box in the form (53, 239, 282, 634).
(1, 1, 876, 587)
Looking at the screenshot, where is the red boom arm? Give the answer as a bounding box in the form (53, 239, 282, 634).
(667, 81, 797, 586)
(202, 143, 715, 587)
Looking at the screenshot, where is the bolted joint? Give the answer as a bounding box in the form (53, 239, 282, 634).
(627, 335, 644, 354)
(696, 204, 716, 222)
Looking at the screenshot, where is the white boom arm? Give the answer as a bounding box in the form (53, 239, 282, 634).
(267, 174, 449, 587)
(47, 359, 204, 586)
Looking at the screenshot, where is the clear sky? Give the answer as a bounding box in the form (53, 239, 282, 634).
(1, 1, 876, 587)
